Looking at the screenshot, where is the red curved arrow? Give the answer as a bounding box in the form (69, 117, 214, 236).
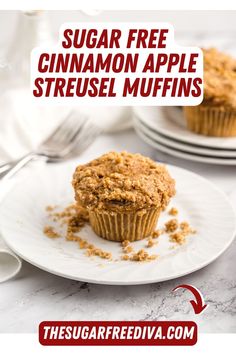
(173, 284, 208, 314)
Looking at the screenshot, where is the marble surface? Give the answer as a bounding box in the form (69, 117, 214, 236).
(0, 129, 235, 333)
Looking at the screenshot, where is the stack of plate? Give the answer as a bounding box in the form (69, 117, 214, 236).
(133, 106, 236, 165)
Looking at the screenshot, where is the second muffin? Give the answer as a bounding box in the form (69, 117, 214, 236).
(72, 151, 175, 242)
(184, 48, 236, 137)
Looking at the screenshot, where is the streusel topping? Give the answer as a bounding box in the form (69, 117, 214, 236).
(72, 151, 175, 212)
(202, 48, 236, 109)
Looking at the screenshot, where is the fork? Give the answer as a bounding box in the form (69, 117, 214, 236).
(1, 111, 102, 180)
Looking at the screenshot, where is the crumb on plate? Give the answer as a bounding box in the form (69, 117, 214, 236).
(169, 221, 196, 245)
(146, 237, 156, 248)
(165, 218, 179, 233)
(43, 226, 61, 238)
(121, 240, 133, 253)
(129, 249, 158, 262)
(180, 221, 196, 235)
(168, 207, 178, 216)
(169, 232, 186, 245)
(151, 229, 162, 238)
(45, 205, 57, 212)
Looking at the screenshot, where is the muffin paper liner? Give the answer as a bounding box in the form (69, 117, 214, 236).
(184, 106, 236, 137)
(89, 208, 161, 242)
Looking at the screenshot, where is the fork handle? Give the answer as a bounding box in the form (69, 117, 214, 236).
(0, 162, 13, 175)
(1, 153, 41, 181)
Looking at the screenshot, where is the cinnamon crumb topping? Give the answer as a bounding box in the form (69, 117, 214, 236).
(202, 48, 236, 109)
(72, 151, 175, 212)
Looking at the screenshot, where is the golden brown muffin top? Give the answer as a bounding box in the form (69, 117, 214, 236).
(202, 48, 236, 110)
(72, 151, 175, 212)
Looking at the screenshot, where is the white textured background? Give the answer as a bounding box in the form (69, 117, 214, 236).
(0, 10, 236, 50)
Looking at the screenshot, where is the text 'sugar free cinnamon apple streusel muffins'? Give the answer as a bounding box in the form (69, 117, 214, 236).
(72, 151, 175, 242)
(184, 48, 236, 137)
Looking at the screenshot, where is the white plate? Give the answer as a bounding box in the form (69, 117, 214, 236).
(135, 123, 236, 165)
(135, 117, 236, 158)
(0, 162, 235, 285)
(134, 106, 236, 150)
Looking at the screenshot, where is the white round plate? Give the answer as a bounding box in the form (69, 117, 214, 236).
(0, 162, 235, 285)
(135, 117, 236, 158)
(133, 106, 236, 150)
(135, 123, 236, 165)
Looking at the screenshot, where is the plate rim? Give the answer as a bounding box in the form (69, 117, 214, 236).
(0, 163, 236, 285)
(134, 106, 236, 150)
(135, 124, 236, 166)
(135, 116, 236, 158)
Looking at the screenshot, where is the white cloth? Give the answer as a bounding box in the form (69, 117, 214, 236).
(0, 87, 133, 282)
(0, 88, 132, 162)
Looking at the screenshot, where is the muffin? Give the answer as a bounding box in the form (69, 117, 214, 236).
(184, 48, 236, 137)
(72, 151, 175, 242)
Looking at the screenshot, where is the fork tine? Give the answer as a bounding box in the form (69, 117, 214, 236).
(37, 108, 101, 159)
(52, 114, 87, 147)
(41, 112, 73, 145)
(60, 123, 102, 156)
(67, 124, 102, 155)
(41, 112, 86, 147)
(57, 114, 87, 144)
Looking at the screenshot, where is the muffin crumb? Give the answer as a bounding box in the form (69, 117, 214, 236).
(121, 240, 133, 253)
(66, 232, 81, 242)
(151, 229, 162, 238)
(121, 254, 130, 261)
(48, 204, 89, 228)
(130, 249, 158, 262)
(169, 232, 186, 245)
(165, 219, 179, 233)
(45, 203, 113, 261)
(121, 249, 158, 261)
(122, 240, 131, 247)
(180, 221, 196, 235)
(43, 226, 60, 239)
(169, 221, 196, 245)
(86, 247, 112, 260)
(123, 245, 134, 253)
(45, 205, 57, 212)
(45, 200, 197, 263)
(168, 207, 178, 216)
(79, 239, 89, 249)
(146, 237, 156, 248)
